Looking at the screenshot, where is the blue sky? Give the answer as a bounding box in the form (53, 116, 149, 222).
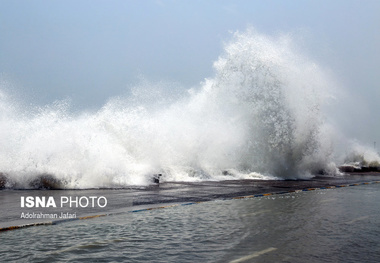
(0, 0, 379, 144)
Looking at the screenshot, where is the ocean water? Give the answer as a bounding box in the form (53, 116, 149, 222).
(1, 29, 379, 190)
(1, 183, 379, 262)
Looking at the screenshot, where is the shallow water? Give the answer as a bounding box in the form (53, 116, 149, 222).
(1, 184, 380, 262)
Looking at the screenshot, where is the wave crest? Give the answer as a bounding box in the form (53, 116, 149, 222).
(1, 29, 376, 188)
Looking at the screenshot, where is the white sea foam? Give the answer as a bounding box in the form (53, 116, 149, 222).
(0, 29, 378, 188)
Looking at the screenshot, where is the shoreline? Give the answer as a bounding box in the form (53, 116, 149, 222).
(1, 172, 380, 232)
(1, 169, 380, 190)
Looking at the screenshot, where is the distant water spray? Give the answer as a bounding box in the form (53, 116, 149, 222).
(0, 29, 378, 189)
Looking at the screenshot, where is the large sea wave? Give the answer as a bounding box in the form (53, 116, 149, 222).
(1, 29, 379, 189)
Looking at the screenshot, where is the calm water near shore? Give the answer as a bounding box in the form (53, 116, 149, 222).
(1, 183, 380, 262)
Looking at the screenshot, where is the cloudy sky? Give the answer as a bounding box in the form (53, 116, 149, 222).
(0, 0, 379, 145)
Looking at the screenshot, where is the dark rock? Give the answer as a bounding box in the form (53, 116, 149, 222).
(339, 165, 356, 173)
(29, 174, 64, 189)
(152, 174, 162, 184)
(0, 173, 7, 188)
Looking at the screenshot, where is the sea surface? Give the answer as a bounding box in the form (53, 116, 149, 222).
(1, 183, 379, 262)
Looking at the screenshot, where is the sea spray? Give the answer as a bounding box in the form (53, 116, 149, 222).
(0, 29, 377, 188)
(176, 29, 338, 179)
(343, 141, 380, 169)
